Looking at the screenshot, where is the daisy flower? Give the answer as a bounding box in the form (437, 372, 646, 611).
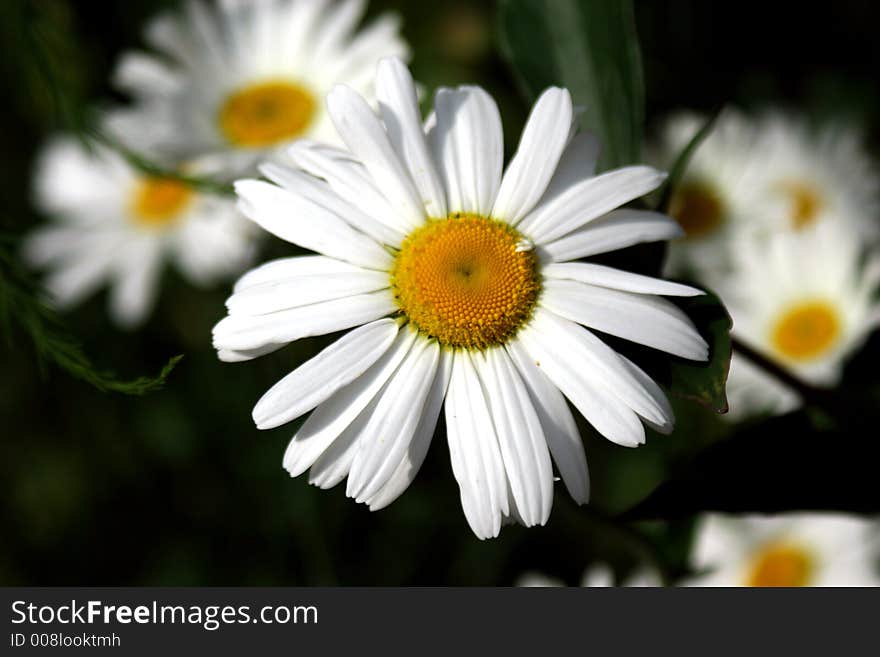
(715, 224, 880, 418)
(25, 136, 253, 327)
(518, 564, 661, 587)
(213, 58, 709, 539)
(112, 0, 408, 173)
(685, 513, 880, 587)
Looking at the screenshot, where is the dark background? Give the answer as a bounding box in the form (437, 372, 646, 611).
(2, 0, 879, 586)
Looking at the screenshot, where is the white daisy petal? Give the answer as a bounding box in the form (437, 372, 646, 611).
(445, 351, 509, 539)
(432, 86, 503, 216)
(476, 348, 554, 526)
(113, 51, 181, 98)
(212, 289, 395, 352)
(376, 57, 447, 218)
(108, 238, 163, 328)
(521, 166, 667, 244)
(233, 255, 365, 293)
(326, 84, 425, 230)
(536, 133, 601, 209)
(252, 318, 400, 430)
(540, 209, 684, 262)
(541, 279, 709, 360)
(507, 341, 589, 505)
(617, 355, 675, 435)
(217, 342, 287, 363)
(346, 338, 441, 502)
(236, 179, 392, 270)
(542, 262, 704, 297)
(492, 87, 573, 224)
(307, 398, 375, 490)
(365, 348, 453, 511)
(283, 327, 416, 478)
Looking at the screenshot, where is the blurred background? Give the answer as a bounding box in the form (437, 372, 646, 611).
(2, 0, 879, 585)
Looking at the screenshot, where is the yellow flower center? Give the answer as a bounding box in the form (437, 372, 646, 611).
(669, 181, 724, 239)
(780, 181, 823, 229)
(391, 214, 540, 349)
(771, 300, 841, 362)
(218, 80, 316, 148)
(130, 176, 193, 228)
(746, 543, 814, 587)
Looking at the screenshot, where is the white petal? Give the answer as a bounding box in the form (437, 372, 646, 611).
(475, 348, 554, 527)
(226, 270, 389, 316)
(492, 88, 573, 224)
(108, 238, 163, 328)
(252, 318, 399, 430)
(259, 162, 402, 248)
(517, 313, 647, 447)
(283, 327, 416, 478)
(541, 279, 709, 360)
(235, 180, 392, 270)
(233, 255, 365, 293)
(285, 140, 409, 240)
(346, 338, 441, 501)
(542, 262, 703, 296)
(507, 341, 589, 505)
(326, 85, 424, 230)
(212, 289, 395, 352)
(432, 86, 503, 216)
(444, 351, 508, 539)
(521, 166, 667, 244)
(541, 209, 683, 262)
(217, 342, 286, 363)
(113, 51, 181, 97)
(535, 133, 601, 210)
(376, 57, 447, 218)
(366, 348, 453, 511)
(307, 398, 375, 490)
(617, 355, 675, 435)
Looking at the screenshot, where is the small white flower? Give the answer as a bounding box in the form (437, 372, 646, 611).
(214, 58, 709, 539)
(656, 111, 880, 279)
(517, 564, 661, 587)
(716, 224, 880, 418)
(685, 513, 880, 587)
(25, 136, 253, 327)
(111, 0, 409, 174)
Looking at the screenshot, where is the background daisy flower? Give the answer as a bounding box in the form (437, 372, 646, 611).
(714, 223, 880, 418)
(111, 0, 409, 174)
(685, 512, 880, 587)
(213, 58, 709, 539)
(518, 564, 661, 587)
(25, 135, 254, 327)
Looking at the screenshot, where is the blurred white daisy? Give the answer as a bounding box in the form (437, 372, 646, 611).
(25, 136, 253, 327)
(213, 58, 709, 539)
(518, 563, 661, 587)
(686, 513, 880, 587)
(656, 110, 880, 280)
(112, 0, 408, 174)
(715, 224, 880, 418)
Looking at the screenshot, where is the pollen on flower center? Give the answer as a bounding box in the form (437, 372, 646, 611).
(669, 180, 724, 239)
(218, 80, 316, 147)
(746, 543, 814, 587)
(391, 214, 540, 349)
(780, 180, 823, 229)
(771, 300, 841, 361)
(131, 176, 193, 227)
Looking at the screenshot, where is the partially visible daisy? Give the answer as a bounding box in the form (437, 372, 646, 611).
(715, 223, 880, 418)
(655, 110, 880, 280)
(652, 110, 761, 278)
(518, 564, 661, 587)
(25, 136, 253, 327)
(213, 58, 709, 539)
(685, 513, 880, 587)
(112, 0, 408, 173)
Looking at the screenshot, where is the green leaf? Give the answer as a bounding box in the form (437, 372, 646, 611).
(655, 108, 722, 213)
(497, 0, 645, 170)
(0, 236, 182, 395)
(665, 290, 732, 413)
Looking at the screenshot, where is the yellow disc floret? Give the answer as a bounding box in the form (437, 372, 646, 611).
(779, 180, 824, 229)
(130, 176, 193, 228)
(669, 180, 725, 240)
(218, 80, 316, 148)
(746, 543, 814, 587)
(771, 300, 841, 362)
(392, 214, 540, 349)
